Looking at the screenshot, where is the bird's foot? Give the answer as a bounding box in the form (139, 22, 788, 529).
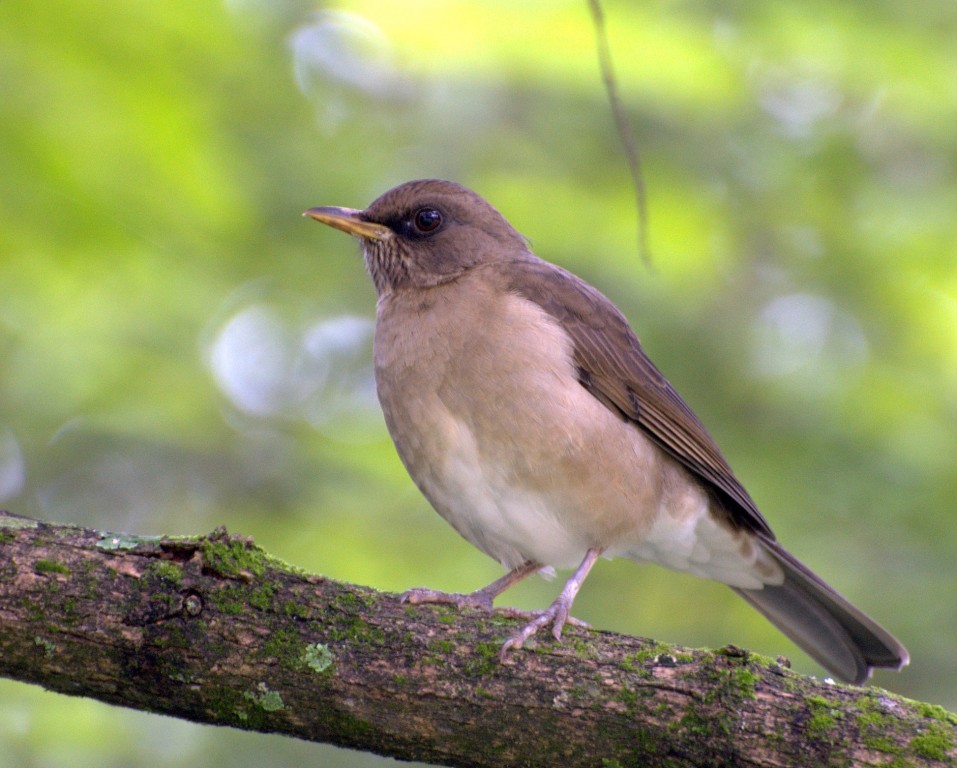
(400, 587, 495, 612)
(498, 593, 583, 661)
(496, 606, 590, 628)
(400, 561, 541, 614)
(498, 547, 603, 661)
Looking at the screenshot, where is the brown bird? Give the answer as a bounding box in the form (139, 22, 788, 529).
(305, 179, 908, 684)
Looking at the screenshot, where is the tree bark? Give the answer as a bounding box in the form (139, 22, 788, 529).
(0, 509, 953, 767)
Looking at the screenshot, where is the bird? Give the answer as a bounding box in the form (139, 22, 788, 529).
(304, 178, 908, 684)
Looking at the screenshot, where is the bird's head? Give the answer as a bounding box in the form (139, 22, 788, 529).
(305, 179, 529, 294)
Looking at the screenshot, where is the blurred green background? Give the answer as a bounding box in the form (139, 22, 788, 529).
(2, 0, 956, 765)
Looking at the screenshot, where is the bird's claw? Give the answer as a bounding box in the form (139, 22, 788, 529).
(401, 587, 494, 612)
(498, 599, 583, 661)
(496, 606, 589, 628)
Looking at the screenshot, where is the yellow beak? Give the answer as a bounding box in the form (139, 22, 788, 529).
(304, 206, 393, 241)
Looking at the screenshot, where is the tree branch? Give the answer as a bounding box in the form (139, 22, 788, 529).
(0, 510, 953, 767)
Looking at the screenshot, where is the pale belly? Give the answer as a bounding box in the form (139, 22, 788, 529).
(373, 281, 779, 589)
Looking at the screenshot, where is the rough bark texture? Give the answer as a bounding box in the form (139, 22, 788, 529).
(0, 509, 954, 767)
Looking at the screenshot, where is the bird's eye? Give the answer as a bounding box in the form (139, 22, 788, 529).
(412, 207, 443, 234)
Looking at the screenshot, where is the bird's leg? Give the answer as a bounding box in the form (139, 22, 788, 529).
(499, 547, 603, 660)
(401, 560, 541, 613)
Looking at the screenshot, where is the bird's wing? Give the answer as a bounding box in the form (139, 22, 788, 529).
(502, 257, 773, 538)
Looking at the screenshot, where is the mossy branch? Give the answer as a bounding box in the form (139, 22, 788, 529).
(0, 510, 954, 767)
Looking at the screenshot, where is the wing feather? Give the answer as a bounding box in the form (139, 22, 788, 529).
(501, 258, 773, 538)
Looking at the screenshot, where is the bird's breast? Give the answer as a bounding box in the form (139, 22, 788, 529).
(372, 274, 689, 570)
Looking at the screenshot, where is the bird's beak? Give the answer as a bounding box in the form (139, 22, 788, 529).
(303, 206, 393, 241)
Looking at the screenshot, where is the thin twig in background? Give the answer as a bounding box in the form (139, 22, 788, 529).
(587, 0, 652, 268)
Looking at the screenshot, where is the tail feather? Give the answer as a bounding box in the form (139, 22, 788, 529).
(734, 537, 908, 685)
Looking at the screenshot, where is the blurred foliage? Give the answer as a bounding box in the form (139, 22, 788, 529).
(1, 0, 956, 765)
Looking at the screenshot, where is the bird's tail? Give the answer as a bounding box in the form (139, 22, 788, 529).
(733, 537, 908, 684)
